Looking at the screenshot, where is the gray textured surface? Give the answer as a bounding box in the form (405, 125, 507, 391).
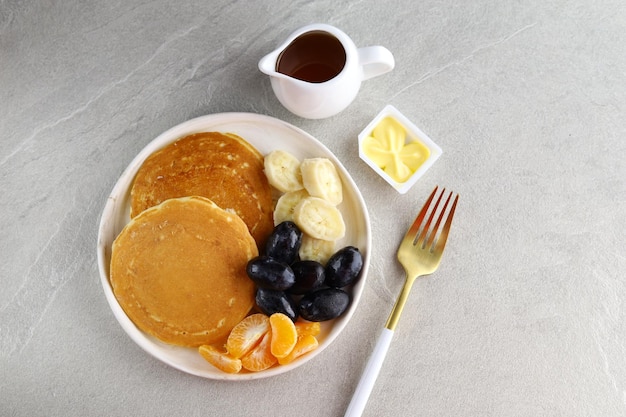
(1, 1, 625, 416)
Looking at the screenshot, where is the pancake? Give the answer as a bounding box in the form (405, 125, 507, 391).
(129, 131, 274, 248)
(110, 196, 257, 347)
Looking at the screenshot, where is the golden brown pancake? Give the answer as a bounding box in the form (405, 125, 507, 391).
(129, 132, 274, 248)
(110, 196, 257, 347)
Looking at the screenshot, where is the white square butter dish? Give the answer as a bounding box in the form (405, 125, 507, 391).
(358, 105, 442, 194)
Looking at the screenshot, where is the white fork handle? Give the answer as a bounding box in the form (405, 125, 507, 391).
(344, 328, 394, 417)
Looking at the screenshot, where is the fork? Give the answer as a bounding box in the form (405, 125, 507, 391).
(344, 186, 458, 417)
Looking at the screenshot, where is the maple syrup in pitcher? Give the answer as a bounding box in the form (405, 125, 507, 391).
(276, 31, 346, 83)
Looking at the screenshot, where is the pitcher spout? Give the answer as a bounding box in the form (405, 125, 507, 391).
(258, 51, 280, 76)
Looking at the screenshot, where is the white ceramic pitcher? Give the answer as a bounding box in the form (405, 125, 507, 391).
(259, 24, 395, 119)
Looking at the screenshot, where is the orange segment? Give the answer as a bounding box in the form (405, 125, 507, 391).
(198, 345, 242, 374)
(295, 320, 321, 337)
(241, 331, 276, 372)
(277, 335, 319, 365)
(269, 313, 298, 359)
(226, 313, 270, 359)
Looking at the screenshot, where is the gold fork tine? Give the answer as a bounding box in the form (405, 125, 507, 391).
(405, 185, 438, 246)
(434, 193, 458, 253)
(423, 190, 449, 248)
(417, 187, 447, 249)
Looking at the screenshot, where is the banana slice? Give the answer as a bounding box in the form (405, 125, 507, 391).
(264, 150, 304, 193)
(293, 197, 345, 241)
(273, 189, 309, 225)
(299, 235, 336, 264)
(300, 158, 343, 205)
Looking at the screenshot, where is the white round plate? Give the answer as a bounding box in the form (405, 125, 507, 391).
(96, 113, 371, 380)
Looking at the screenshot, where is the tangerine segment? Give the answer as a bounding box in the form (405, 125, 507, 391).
(269, 313, 298, 359)
(277, 335, 319, 365)
(241, 331, 276, 372)
(198, 345, 242, 374)
(294, 320, 321, 337)
(226, 313, 271, 359)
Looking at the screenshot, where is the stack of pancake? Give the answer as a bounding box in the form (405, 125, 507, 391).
(110, 132, 274, 347)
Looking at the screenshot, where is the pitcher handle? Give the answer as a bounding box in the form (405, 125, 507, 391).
(358, 46, 395, 81)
